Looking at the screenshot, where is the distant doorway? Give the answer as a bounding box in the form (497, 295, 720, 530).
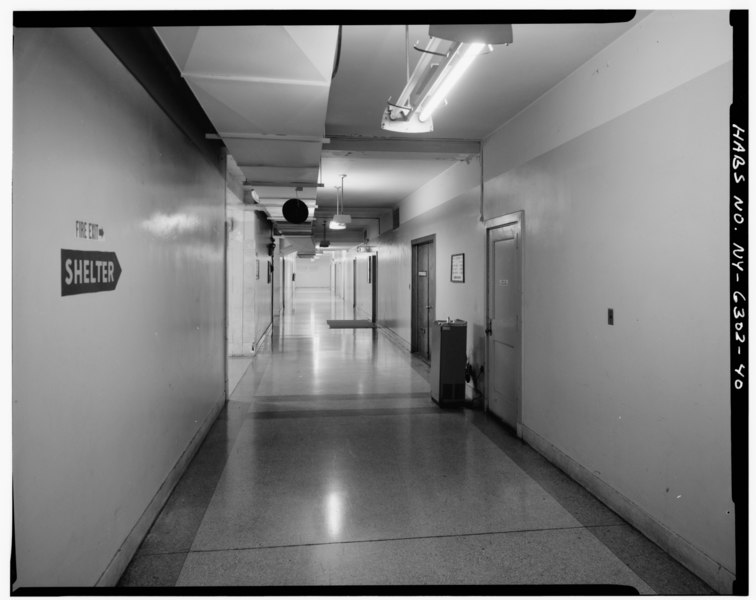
(370, 254, 377, 323)
(485, 213, 523, 431)
(411, 235, 436, 361)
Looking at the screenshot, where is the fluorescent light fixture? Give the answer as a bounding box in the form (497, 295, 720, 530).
(328, 221, 346, 230)
(331, 214, 351, 225)
(381, 36, 493, 134)
(418, 42, 485, 122)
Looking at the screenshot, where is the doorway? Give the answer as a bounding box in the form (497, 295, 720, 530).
(370, 254, 377, 323)
(485, 213, 523, 431)
(353, 258, 357, 310)
(411, 235, 436, 361)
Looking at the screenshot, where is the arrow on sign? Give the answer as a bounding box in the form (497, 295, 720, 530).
(61, 249, 122, 296)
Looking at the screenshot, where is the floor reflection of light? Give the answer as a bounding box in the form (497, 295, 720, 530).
(312, 335, 320, 371)
(326, 491, 343, 538)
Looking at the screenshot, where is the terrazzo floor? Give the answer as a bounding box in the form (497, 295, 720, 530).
(119, 289, 714, 594)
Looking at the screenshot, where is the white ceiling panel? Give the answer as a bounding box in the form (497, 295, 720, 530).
(318, 155, 458, 208)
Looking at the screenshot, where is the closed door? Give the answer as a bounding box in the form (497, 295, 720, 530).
(412, 238, 435, 360)
(487, 224, 520, 427)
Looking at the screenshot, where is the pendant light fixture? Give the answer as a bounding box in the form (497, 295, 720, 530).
(329, 174, 351, 230)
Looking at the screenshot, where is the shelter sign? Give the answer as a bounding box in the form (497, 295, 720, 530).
(61, 249, 122, 296)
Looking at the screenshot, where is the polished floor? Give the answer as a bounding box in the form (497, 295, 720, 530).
(119, 289, 713, 593)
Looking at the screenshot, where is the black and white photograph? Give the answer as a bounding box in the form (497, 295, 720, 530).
(9, 5, 748, 595)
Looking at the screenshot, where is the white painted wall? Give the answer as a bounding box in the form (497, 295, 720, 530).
(295, 256, 332, 288)
(374, 179, 485, 364)
(374, 11, 734, 591)
(226, 202, 246, 356)
(483, 12, 733, 589)
(13, 28, 226, 586)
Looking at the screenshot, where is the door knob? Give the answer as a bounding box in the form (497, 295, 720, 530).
(426, 305, 433, 309)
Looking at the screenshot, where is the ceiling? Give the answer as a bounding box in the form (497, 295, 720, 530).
(155, 16, 645, 252)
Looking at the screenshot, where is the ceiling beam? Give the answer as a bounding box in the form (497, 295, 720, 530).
(183, 72, 329, 87)
(236, 163, 317, 169)
(207, 133, 330, 144)
(323, 135, 480, 156)
(244, 181, 324, 188)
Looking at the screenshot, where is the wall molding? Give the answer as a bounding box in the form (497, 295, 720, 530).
(520, 424, 735, 594)
(94, 392, 226, 587)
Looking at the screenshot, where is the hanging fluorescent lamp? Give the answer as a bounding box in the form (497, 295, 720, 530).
(381, 36, 492, 134)
(329, 174, 351, 230)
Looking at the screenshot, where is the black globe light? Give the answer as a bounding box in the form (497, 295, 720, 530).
(282, 198, 309, 224)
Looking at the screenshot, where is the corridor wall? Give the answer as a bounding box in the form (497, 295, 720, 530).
(374, 159, 485, 368)
(482, 11, 733, 592)
(375, 11, 734, 592)
(13, 29, 226, 587)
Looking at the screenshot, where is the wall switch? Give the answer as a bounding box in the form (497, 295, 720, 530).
(608, 308, 614, 325)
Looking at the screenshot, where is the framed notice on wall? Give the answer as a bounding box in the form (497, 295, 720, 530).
(451, 253, 465, 283)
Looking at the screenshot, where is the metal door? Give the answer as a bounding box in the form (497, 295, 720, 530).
(412, 238, 435, 360)
(486, 223, 521, 427)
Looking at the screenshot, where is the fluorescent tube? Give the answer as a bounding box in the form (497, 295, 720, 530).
(418, 42, 485, 123)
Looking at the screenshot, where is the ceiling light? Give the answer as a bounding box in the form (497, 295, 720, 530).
(329, 174, 351, 230)
(417, 42, 486, 122)
(381, 28, 500, 134)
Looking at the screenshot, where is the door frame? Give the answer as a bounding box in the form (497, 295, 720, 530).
(484, 211, 524, 435)
(370, 254, 377, 323)
(353, 257, 357, 309)
(410, 234, 436, 356)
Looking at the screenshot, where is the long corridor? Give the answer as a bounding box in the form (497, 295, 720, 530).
(119, 289, 713, 592)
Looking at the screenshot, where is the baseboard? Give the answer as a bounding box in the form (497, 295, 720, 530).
(520, 425, 735, 594)
(252, 322, 273, 355)
(94, 392, 226, 587)
(374, 322, 411, 353)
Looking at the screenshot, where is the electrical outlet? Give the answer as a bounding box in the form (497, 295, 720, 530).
(608, 308, 614, 325)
